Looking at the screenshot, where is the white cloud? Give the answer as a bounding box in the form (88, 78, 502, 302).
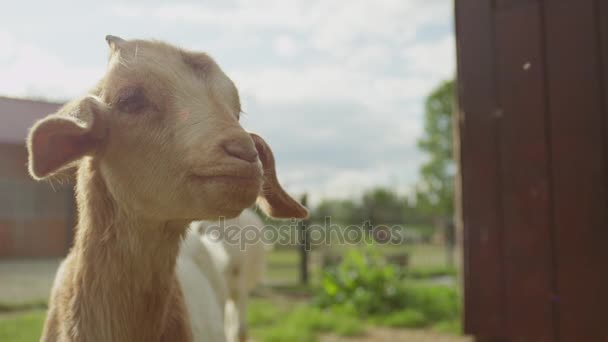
(0, 0, 454, 202)
(111, 0, 454, 115)
(280, 161, 423, 205)
(111, 2, 306, 31)
(273, 34, 299, 58)
(233, 65, 437, 113)
(0, 31, 104, 100)
(343, 44, 392, 71)
(402, 35, 456, 80)
(111, 0, 451, 53)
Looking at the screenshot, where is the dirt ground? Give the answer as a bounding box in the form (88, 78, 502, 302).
(0, 259, 61, 304)
(321, 327, 473, 342)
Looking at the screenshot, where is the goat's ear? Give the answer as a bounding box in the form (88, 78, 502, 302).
(27, 96, 108, 180)
(249, 133, 309, 219)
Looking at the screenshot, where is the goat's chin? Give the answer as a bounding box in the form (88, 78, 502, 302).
(187, 179, 260, 218)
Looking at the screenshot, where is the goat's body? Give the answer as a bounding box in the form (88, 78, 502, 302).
(195, 209, 269, 342)
(177, 231, 227, 342)
(198, 209, 267, 296)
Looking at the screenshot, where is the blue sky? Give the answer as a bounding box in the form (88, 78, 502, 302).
(0, 0, 454, 203)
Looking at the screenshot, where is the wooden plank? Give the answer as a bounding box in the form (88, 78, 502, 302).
(494, 2, 555, 340)
(543, 1, 608, 340)
(455, 0, 505, 338)
(600, 0, 608, 222)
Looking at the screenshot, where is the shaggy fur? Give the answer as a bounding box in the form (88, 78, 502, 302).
(28, 36, 308, 342)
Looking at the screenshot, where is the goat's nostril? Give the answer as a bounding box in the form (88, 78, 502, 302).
(222, 140, 259, 163)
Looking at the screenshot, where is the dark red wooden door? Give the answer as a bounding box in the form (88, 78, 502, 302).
(456, 0, 608, 340)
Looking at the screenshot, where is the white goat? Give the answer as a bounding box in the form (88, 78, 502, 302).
(192, 209, 269, 342)
(177, 229, 229, 341)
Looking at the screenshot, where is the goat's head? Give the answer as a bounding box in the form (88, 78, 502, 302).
(27, 36, 308, 221)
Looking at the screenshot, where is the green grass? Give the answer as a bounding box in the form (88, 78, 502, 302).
(405, 244, 448, 268)
(248, 285, 463, 342)
(0, 310, 45, 342)
(365, 285, 461, 331)
(248, 298, 288, 326)
(266, 249, 311, 283)
(248, 298, 365, 342)
(403, 265, 457, 279)
(0, 242, 454, 342)
(432, 319, 462, 334)
(266, 249, 300, 265)
(0, 287, 461, 342)
(370, 309, 427, 328)
(401, 284, 460, 322)
(265, 265, 300, 283)
(267, 283, 313, 297)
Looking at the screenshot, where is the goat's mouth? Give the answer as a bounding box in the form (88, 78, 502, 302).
(189, 174, 260, 186)
(188, 165, 263, 186)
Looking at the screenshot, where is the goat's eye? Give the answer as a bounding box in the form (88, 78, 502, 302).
(117, 87, 147, 114)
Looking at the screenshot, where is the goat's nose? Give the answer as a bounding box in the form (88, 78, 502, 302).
(221, 138, 258, 163)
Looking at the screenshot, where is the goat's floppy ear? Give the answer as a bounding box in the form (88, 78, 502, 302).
(27, 96, 108, 180)
(250, 133, 309, 219)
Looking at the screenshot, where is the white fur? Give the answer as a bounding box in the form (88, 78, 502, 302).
(193, 209, 270, 342)
(177, 230, 228, 342)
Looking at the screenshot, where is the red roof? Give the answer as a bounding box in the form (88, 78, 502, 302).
(0, 96, 63, 144)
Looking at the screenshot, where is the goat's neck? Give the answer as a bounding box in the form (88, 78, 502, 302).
(67, 160, 191, 342)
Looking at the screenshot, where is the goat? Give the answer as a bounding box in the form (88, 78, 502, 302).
(27, 35, 308, 342)
(193, 209, 270, 342)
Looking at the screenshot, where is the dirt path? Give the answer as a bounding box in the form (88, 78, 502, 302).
(0, 259, 61, 304)
(321, 327, 472, 342)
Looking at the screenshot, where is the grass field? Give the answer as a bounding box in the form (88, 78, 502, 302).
(0, 297, 466, 342)
(0, 243, 457, 341)
(0, 310, 45, 342)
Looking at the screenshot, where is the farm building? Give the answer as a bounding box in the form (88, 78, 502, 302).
(0, 96, 74, 258)
(456, 0, 608, 341)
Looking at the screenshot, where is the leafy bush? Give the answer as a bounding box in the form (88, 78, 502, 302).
(314, 247, 461, 331)
(315, 248, 408, 315)
(401, 284, 459, 322)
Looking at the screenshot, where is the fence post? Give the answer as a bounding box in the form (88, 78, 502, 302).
(298, 194, 310, 285)
(445, 217, 455, 267)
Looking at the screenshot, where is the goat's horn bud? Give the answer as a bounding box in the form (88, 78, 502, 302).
(105, 35, 126, 49)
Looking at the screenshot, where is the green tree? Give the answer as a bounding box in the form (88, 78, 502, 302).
(312, 188, 409, 226)
(312, 199, 364, 225)
(416, 80, 455, 219)
(361, 188, 406, 225)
